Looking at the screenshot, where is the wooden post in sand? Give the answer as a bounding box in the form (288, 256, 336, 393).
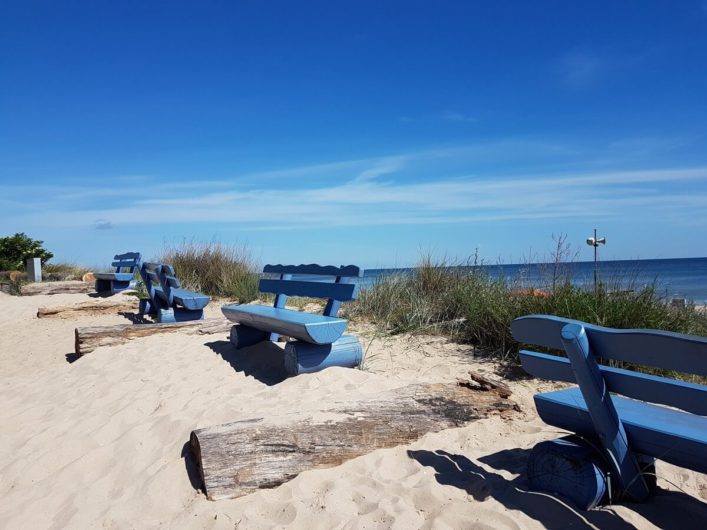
(26, 258, 42, 282)
(190, 380, 519, 500)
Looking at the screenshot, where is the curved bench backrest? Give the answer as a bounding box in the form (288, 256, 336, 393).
(260, 264, 364, 317)
(140, 262, 182, 309)
(511, 314, 707, 415)
(112, 252, 141, 274)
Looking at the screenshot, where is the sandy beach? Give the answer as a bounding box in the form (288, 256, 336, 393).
(0, 290, 705, 529)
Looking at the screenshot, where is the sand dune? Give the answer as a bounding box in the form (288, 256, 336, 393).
(0, 291, 704, 529)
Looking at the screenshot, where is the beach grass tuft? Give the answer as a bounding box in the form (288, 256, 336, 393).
(160, 240, 260, 302)
(348, 253, 707, 366)
(42, 262, 93, 281)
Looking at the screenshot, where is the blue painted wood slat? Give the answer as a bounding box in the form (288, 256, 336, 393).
(258, 279, 359, 302)
(263, 264, 362, 277)
(222, 305, 347, 345)
(512, 314, 707, 376)
(519, 350, 707, 415)
(94, 272, 135, 282)
(95, 251, 141, 294)
(535, 387, 707, 475)
(114, 252, 141, 260)
(270, 273, 292, 342)
(138, 262, 209, 322)
(559, 324, 650, 500)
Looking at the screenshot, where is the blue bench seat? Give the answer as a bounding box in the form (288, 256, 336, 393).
(156, 287, 209, 311)
(94, 272, 135, 282)
(222, 305, 347, 345)
(535, 387, 707, 475)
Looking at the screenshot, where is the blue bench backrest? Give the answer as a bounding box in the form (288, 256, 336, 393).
(140, 262, 182, 309)
(511, 314, 707, 416)
(260, 264, 364, 317)
(112, 252, 141, 274)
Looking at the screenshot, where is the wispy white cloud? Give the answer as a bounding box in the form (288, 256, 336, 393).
(351, 156, 408, 183)
(2, 138, 706, 239)
(4, 161, 706, 234)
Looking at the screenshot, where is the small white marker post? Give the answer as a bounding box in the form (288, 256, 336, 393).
(27, 257, 42, 283)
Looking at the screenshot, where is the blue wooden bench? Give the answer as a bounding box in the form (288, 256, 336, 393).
(511, 314, 707, 509)
(222, 264, 364, 376)
(94, 252, 141, 294)
(137, 262, 210, 323)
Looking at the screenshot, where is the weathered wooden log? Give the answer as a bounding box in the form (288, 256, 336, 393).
(75, 318, 232, 355)
(465, 370, 513, 398)
(190, 380, 519, 500)
(37, 299, 138, 319)
(21, 280, 93, 296)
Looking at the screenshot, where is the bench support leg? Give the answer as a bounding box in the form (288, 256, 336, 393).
(139, 299, 157, 317)
(158, 308, 204, 323)
(230, 325, 268, 349)
(111, 279, 131, 293)
(527, 436, 608, 510)
(560, 324, 651, 501)
(284, 335, 363, 375)
(95, 279, 131, 294)
(95, 279, 112, 293)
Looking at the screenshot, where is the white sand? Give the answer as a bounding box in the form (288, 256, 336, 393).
(0, 291, 705, 529)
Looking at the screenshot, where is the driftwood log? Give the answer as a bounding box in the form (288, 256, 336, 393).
(75, 319, 232, 355)
(190, 380, 519, 500)
(466, 370, 513, 398)
(21, 281, 93, 296)
(38, 299, 138, 319)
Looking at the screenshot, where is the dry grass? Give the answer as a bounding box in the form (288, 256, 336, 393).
(160, 241, 260, 301)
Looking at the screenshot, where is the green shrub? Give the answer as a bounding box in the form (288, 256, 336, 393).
(160, 240, 260, 301)
(0, 233, 54, 271)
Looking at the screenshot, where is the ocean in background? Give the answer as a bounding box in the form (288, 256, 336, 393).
(359, 257, 707, 304)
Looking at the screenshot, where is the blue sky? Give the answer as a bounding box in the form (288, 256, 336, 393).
(2, 1, 707, 268)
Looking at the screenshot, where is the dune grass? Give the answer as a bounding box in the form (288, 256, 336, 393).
(348, 254, 707, 364)
(159, 241, 260, 301)
(42, 262, 93, 281)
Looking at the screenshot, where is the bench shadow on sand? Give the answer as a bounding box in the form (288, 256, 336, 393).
(117, 311, 150, 324)
(408, 448, 707, 530)
(205, 340, 290, 386)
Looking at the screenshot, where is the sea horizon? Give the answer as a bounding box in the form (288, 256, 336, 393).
(360, 256, 707, 304)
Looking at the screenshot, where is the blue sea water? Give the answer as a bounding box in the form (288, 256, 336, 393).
(358, 257, 707, 304)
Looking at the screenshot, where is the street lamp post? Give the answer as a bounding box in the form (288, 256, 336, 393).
(586, 229, 606, 294)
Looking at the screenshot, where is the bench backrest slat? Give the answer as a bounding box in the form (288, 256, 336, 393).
(263, 264, 362, 278)
(520, 349, 707, 415)
(111, 252, 141, 273)
(512, 314, 707, 377)
(140, 262, 180, 308)
(258, 263, 363, 320)
(259, 278, 358, 302)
